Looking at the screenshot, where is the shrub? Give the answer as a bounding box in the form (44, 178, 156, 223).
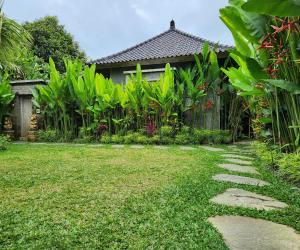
(0, 135, 10, 150)
(111, 135, 124, 144)
(37, 130, 59, 142)
(123, 132, 139, 144)
(278, 153, 300, 183)
(160, 136, 174, 145)
(135, 135, 150, 144)
(73, 136, 93, 144)
(174, 133, 190, 145)
(252, 141, 282, 167)
(149, 135, 161, 144)
(100, 133, 111, 144)
(181, 125, 191, 135)
(160, 126, 174, 137)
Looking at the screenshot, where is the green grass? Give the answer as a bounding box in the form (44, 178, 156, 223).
(0, 143, 300, 249)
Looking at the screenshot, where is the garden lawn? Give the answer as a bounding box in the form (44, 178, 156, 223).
(0, 143, 300, 249)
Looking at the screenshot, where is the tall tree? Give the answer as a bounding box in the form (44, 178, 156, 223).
(0, 1, 31, 70)
(23, 16, 86, 72)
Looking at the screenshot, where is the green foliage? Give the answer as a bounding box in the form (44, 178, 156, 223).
(174, 133, 190, 145)
(220, 0, 300, 152)
(37, 130, 59, 142)
(0, 1, 31, 70)
(278, 153, 300, 183)
(0, 134, 9, 150)
(242, 0, 300, 17)
(9, 48, 48, 80)
(160, 126, 174, 137)
(0, 74, 14, 129)
(23, 16, 86, 72)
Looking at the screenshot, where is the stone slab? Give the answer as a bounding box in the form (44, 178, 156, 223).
(208, 216, 300, 250)
(153, 145, 169, 150)
(210, 188, 287, 210)
(111, 144, 125, 148)
(221, 154, 254, 160)
(225, 158, 253, 165)
(89, 144, 104, 147)
(217, 164, 259, 175)
(130, 145, 145, 149)
(179, 146, 196, 151)
(199, 146, 225, 152)
(212, 174, 269, 186)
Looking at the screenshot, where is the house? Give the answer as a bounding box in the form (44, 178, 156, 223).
(91, 20, 231, 84)
(91, 20, 232, 130)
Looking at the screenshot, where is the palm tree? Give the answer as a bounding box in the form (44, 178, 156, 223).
(0, 1, 31, 70)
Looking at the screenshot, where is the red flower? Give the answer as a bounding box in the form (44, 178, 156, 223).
(203, 99, 214, 111)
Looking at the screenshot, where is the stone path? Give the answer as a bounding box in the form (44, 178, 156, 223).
(212, 174, 269, 186)
(130, 145, 145, 149)
(210, 188, 287, 210)
(199, 146, 225, 152)
(224, 158, 253, 165)
(208, 148, 300, 249)
(209, 216, 300, 250)
(217, 164, 259, 175)
(221, 154, 254, 160)
(153, 145, 169, 150)
(111, 144, 125, 148)
(179, 146, 196, 151)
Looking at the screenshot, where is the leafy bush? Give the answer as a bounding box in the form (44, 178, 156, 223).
(37, 130, 59, 142)
(123, 132, 139, 144)
(100, 133, 111, 144)
(174, 133, 190, 145)
(73, 136, 93, 144)
(0, 135, 10, 150)
(149, 135, 161, 145)
(278, 153, 300, 183)
(135, 135, 150, 145)
(111, 135, 124, 144)
(160, 136, 174, 145)
(160, 126, 173, 137)
(181, 126, 191, 135)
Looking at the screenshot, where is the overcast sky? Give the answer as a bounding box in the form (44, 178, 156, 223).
(5, 0, 234, 60)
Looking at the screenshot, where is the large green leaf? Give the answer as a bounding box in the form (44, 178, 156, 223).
(246, 58, 268, 80)
(265, 79, 300, 94)
(242, 0, 300, 17)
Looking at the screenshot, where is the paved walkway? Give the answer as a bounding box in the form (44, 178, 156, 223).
(209, 144, 300, 250)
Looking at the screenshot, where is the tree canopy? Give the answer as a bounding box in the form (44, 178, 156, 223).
(23, 16, 86, 72)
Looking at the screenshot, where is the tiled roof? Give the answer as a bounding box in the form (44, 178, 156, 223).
(91, 21, 232, 65)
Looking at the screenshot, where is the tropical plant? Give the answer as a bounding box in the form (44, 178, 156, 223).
(0, 74, 14, 129)
(0, 1, 31, 70)
(177, 43, 222, 128)
(220, 0, 300, 152)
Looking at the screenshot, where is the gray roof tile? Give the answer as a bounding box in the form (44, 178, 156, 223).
(90, 24, 233, 65)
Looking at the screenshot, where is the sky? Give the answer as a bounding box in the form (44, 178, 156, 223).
(5, 0, 234, 60)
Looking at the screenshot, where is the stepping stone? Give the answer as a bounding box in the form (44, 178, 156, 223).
(111, 144, 125, 148)
(199, 146, 225, 152)
(179, 146, 196, 151)
(234, 141, 252, 145)
(212, 174, 269, 186)
(221, 154, 254, 160)
(210, 188, 288, 210)
(130, 145, 145, 149)
(208, 216, 300, 250)
(89, 144, 104, 147)
(153, 145, 169, 150)
(217, 164, 259, 175)
(225, 158, 253, 165)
